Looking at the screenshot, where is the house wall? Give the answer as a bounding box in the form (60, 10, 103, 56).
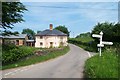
(3, 39, 24, 45)
(19, 40, 24, 45)
(35, 36, 68, 48)
(2, 35, 30, 46)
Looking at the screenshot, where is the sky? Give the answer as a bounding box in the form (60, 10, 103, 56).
(13, 1, 118, 38)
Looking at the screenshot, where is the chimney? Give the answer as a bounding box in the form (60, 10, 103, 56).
(50, 24, 53, 30)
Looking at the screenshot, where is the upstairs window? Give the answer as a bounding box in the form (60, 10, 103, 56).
(40, 36, 43, 39)
(60, 37, 63, 39)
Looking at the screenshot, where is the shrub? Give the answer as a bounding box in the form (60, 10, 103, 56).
(2, 44, 36, 65)
(2, 44, 18, 51)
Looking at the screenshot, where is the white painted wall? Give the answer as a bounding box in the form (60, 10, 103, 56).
(35, 36, 68, 48)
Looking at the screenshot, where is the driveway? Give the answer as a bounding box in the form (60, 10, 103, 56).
(2, 44, 95, 78)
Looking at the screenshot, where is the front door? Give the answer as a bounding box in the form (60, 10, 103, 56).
(16, 40, 19, 45)
(50, 42, 53, 48)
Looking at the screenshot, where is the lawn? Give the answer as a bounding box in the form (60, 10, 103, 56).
(2, 46, 70, 70)
(84, 49, 118, 78)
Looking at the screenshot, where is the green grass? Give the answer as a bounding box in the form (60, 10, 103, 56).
(2, 46, 70, 70)
(73, 37, 94, 43)
(84, 49, 118, 78)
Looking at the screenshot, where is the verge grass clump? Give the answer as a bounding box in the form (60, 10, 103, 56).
(84, 49, 118, 78)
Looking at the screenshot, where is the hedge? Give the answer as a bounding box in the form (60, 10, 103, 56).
(2, 44, 37, 65)
(68, 38, 97, 52)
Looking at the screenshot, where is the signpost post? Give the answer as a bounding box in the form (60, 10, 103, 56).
(92, 31, 113, 56)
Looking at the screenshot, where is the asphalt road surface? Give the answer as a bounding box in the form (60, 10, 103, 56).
(2, 44, 96, 78)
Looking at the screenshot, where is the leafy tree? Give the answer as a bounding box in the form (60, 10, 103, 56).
(13, 31, 19, 34)
(92, 22, 120, 42)
(37, 30, 41, 34)
(112, 23, 120, 36)
(91, 22, 115, 41)
(2, 30, 19, 36)
(111, 23, 120, 42)
(54, 25, 69, 37)
(1, 2, 27, 35)
(22, 28, 35, 39)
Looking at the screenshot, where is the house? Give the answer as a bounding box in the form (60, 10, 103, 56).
(1, 34, 35, 46)
(35, 24, 68, 48)
(2, 34, 28, 46)
(0, 35, 3, 44)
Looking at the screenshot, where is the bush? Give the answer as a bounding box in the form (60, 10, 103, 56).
(2, 44, 18, 51)
(2, 44, 36, 65)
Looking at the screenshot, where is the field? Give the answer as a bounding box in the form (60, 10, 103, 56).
(72, 36, 94, 43)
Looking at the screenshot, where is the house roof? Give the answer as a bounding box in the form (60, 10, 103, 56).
(0, 35, 3, 38)
(3, 34, 27, 39)
(26, 40, 35, 42)
(36, 29, 67, 36)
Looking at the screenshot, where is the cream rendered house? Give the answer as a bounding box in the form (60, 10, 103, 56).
(35, 24, 68, 48)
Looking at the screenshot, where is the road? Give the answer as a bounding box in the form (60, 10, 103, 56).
(2, 44, 95, 78)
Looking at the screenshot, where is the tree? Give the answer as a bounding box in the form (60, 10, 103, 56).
(91, 22, 120, 42)
(22, 28, 35, 39)
(1, 2, 27, 34)
(92, 22, 114, 34)
(13, 31, 19, 34)
(54, 25, 69, 37)
(2, 30, 19, 36)
(112, 23, 120, 42)
(37, 30, 41, 34)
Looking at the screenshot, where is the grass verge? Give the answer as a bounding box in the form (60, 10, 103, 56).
(2, 46, 70, 70)
(84, 49, 118, 78)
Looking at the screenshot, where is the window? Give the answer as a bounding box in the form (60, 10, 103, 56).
(40, 42, 43, 46)
(60, 37, 63, 39)
(40, 36, 43, 39)
(16, 40, 19, 45)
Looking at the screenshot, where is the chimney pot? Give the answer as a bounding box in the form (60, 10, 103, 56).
(50, 24, 53, 30)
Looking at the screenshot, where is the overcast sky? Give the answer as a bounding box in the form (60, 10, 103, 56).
(13, 1, 118, 37)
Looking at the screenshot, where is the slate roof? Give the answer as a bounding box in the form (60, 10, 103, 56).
(0, 35, 3, 38)
(36, 29, 67, 36)
(3, 34, 27, 39)
(26, 40, 35, 42)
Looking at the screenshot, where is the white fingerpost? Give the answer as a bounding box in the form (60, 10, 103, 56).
(99, 47, 101, 56)
(100, 31, 103, 45)
(99, 31, 103, 56)
(92, 31, 113, 56)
